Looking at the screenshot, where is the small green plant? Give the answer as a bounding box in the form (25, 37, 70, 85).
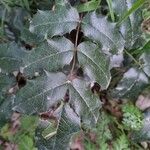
(113, 134, 130, 150)
(122, 103, 143, 131)
(84, 112, 112, 150)
(0, 115, 38, 150)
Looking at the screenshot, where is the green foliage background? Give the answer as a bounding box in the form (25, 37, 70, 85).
(0, 0, 150, 150)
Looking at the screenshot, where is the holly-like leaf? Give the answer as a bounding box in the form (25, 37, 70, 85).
(13, 72, 67, 114)
(13, 71, 101, 126)
(112, 0, 142, 49)
(81, 12, 125, 54)
(37, 104, 80, 150)
(22, 37, 74, 76)
(0, 37, 74, 76)
(77, 41, 111, 89)
(140, 51, 150, 77)
(112, 68, 149, 100)
(0, 42, 26, 73)
(29, 6, 79, 38)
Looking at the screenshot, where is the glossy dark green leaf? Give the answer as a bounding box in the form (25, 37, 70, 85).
(29, 6, 79, 38)
(112, 0, 142, 49)
(22, 37, 74, 76)
(37, 104, 80, 150)
(13, 72, 67, 114)
(0, 42, 26, 73)
(112, 68, 149, 100)
(69, 78, 101, 126)
(0, 37, 74, 76)
(140, 51, 150, 77)
(77, 41, 111, 89)
(81, 12, 125, 54)
(13, 71, 101, 126)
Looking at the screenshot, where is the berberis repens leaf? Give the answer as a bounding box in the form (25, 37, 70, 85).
(13, 71, 101, 126)
(29, 5, 79, 38)
(81, 12, 125, 54)
(22, 37, 74, 76)
(37, 104, 80, 150)
(77, 41, 111, 89)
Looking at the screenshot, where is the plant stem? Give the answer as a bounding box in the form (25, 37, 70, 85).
(124, 49, 143, 69)
(70, 19, 81, 75)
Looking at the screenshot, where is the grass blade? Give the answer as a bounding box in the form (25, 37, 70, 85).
(117, 0, 145, 25)
(106, 0, 115, 22)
